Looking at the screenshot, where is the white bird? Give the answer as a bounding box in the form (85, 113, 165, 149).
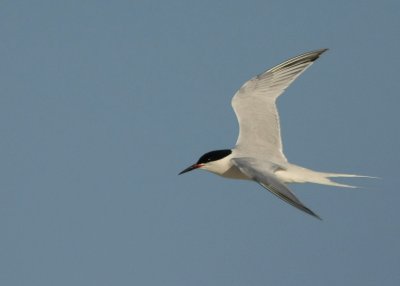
(179, 49, 369, 219)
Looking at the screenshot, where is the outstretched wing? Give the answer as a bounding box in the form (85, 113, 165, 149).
(232, 157, 321, 219)
(232, 49, 328, 163)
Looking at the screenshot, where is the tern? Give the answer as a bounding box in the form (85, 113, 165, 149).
(179, 49, 369, 219)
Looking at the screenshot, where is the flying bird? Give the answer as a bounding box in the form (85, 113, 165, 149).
(179, 49, 369, 219)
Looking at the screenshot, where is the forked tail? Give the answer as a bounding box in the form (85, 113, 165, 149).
(277, 164, 375, 188)
(314, 172, 374, 188)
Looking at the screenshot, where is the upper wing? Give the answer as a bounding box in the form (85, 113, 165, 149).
(232, 157, 321, 219)
(232, 49, 328, 163)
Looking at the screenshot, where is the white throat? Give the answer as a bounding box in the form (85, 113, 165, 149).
(200, 153, 249, 180)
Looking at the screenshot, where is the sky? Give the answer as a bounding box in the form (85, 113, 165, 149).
(1, 0, 399, 285)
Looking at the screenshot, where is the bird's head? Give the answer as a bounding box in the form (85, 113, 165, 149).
(179, 149, 232, 175)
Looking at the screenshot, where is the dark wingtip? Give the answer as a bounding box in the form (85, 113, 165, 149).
(304, 207, 322, 220)
(316, 48, 329, 54)
(317, 48, 329, 56)
(308, 48, 329, 62)
(311, 212, 323, 221)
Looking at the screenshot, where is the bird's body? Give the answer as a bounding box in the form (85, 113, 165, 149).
(180, 49, 370, 219)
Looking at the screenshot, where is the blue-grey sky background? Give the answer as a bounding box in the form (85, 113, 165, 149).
(1, 1, 399, 285)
